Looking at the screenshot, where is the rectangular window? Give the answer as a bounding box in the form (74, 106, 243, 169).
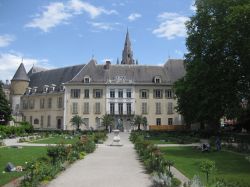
(165, 89, 172, 98)
(167, 102, 173, 114)
(95, 117, 101, 128)
(140, 89, 148, 99)
(72, 102, 78, 114)
(127, 103, 131, 115)
(142, 102, 147, 114)
(40, 98, 45, 109)
(168, 118, 173, 125)
(58, 97, 63, 108)
(29, 116, 33, 125)
(84, 89, 89, 98)
(83, 118, 89, 128)
(48, 98, 52, 108)
(154, 89, 163, 99)
(118, 89, 123, 98)
(71, 89, 81, 98)
(29, 99, 35, 109)
(126, 89, 131, 98)
(95, 102, 101, 114)
(22, 100, 28, 109)
(118, 103, 123, 115)
(156, 102, 161, 114)
(47, 115, 51, 127)
(110, 103, 115, 115)
(41, 116, 44, 128)
(156, 118, 161, 126)
(110, 89, 115, 98)
(23, 116, 26, 122)
(83, 102, 89, 114)
(93, 89, 103, 98)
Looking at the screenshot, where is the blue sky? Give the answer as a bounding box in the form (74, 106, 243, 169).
(0, 0, 196, 82)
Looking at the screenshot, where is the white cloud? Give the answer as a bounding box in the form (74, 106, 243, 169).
(128, 13, 141, 21)
(0, 52, 53, 81)
(25, 2, 71, 32)
(25, 0, 118, 32)
(69, 0, 117, 18)
(88, 22, 120, 31)
(0, 34, 15, 47)
(153, 12, 189, 40)
(190, 0, 197, 12)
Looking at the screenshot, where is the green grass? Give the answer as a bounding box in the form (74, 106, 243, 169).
(147, 140, 176, 144)
(31, 135, 80, 144)
(0, 146, 47, 186)
(160, 146, 250, 186)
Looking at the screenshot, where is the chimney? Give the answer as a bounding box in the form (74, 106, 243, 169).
(104, 60, 111, 69)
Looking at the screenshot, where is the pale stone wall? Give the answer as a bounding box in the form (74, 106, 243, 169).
(20, 92, 64, 130)
(64, 84, 106, 130)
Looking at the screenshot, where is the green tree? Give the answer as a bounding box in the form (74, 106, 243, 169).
(101, 114, 114, 131)
(0, 81, 11, 125)
(175, 0, 250, 130)
(134, 115, 143, 130)
(70, 115, 86, 131)
(200, 159, 216, 183)
(142, 116, 148, 130)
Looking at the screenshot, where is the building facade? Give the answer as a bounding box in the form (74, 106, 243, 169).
(11, 31, 186, 130)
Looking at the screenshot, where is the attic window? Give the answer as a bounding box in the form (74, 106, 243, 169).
(84, 76, 91, 83)
(43, 85, 49, 93)
(32, 87, 38, 94)
(26, 87, 31, 95)
(154, 76, 161, 83)
(50, 84, 56, 92)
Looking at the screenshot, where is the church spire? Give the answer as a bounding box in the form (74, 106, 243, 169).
(121, 29, 134, 64)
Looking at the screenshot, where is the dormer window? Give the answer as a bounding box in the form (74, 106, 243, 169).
(154, 76, 161, 83)
(26, 87, 31, 95)
(84, 76, 91, 83)
(43, 85, 49, 93)
(50, 84, 56, 92)
(32, 87, 38, 94)
(60, 84, 65, 92)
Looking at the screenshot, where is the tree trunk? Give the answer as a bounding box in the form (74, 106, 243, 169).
(138, 124, 141, 130)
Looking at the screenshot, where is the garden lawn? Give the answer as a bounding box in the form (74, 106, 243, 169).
(160, 147, 250, 186)
(0, 146, 47, 186)
(31, 135, 80, 144)
(147, 140, 176, 144)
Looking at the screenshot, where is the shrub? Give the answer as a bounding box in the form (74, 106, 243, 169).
(199, 160, 216, 183)
(172, 177, 181, 187)
(151, 172, 172, 187)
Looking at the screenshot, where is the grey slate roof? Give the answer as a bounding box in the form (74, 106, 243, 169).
(28, 64, 85, 92)
(70, 59, 185, 84)
(12, 63, 30, 81)
(27, 66, 48, 76)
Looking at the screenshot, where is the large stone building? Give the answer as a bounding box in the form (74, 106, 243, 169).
(10, 31, 186, 130)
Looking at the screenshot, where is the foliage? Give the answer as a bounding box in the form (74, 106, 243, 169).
(142, 116, 148, 130)
(171, 178, 181, 187)
(188, 175, 204, 187)
(70, 115, 86, 131)
(151, 172, 172, 187)
(174, 0, 250, 130)
(199, 160, 216, 183)
(133, 115, 144, 130)
(0, 81, 12, 125)
(0, 122, 33, 137)
(93, 131, 107, 143)
(101, 114, 114, 131)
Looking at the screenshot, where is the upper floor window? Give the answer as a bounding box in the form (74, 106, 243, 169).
(58, 97, 63, 108)
(153, 89, 163, 99)
(48, 98, 52, 108)
(72, 102, 78, 114)
(110, 89, 115, 98)
(167, 102, 173, 114)
(165, 89, 173, 99)
(84, 89, 89, 98)
(95, 102, 101, 114)
(118, 103, 123, 115)
(110, 103, 115, 115)
(156, 102, 161, 114)
(40, 98, 45, 109)
(93, 89, 103, 98)
(118, 89, 123, 98)
(29, 99, 35, 109)
(142, 102, 147, 114)
(140, 89, 149, 99)
(84, 76, 91, 83)
(126, 89, 131, 98)
(83, 102, 89, 114)
(127, 103, 132, 115)
(71, 89, 80, 98)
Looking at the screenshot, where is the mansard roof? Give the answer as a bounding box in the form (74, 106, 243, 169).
(28, 64, 85, 92)
(27, 66, 48, 76)
(12, 63, 30, 82)
(70, 59, 185, 84)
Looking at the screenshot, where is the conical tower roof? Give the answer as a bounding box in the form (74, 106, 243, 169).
(12, 63, 30, 81)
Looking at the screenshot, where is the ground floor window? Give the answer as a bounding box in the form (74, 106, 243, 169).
(168, 118, 173, 125)
(156, 118, 161, 126)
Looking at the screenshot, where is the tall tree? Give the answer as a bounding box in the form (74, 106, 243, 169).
(134, 115, 143, 130)
(0, 81, 12, 125)
(70, 115, 86, 131)
(175, 0, 250, 130)
(101, 114, 114, 131)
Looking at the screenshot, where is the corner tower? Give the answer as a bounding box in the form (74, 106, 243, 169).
(121, 29, 134, 64)
(10, 63, 30, 115)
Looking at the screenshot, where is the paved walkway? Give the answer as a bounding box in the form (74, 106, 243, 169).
(47, 132, 152, 187)
(3, 138, 57, 147)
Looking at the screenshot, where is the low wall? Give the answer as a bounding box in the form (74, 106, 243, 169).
(149, 125, 186, 131)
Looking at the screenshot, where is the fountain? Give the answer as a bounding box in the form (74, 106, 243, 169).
(111, 129, 122, 146)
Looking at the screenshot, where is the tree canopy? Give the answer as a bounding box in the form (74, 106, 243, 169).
(0, 81, 11, 125)
(70, 115, 86, 131)
(174, 0, 250, 130)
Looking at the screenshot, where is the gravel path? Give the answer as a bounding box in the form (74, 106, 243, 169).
(47, 132, 152, 187)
